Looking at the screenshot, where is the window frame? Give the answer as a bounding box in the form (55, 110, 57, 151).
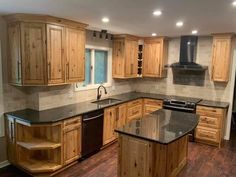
(75, 45, 112, 91)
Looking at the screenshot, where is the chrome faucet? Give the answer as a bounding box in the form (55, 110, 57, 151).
(97, 85, 107, 100)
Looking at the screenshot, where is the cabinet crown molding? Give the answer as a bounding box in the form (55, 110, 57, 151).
(4, 13, 88, 29)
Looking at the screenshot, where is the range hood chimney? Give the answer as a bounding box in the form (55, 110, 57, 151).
(167, 36, 208, 70)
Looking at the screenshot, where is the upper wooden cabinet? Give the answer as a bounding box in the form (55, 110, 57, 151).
(211, 34, 233, 82)
(112, 35, 138, 78)
(5, 14, 87, 86)
(66, 28, 85, 83)
(143, 37, 168, 78)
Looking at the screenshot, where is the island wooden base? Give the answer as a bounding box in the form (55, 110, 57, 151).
(118, 134, 188, 177)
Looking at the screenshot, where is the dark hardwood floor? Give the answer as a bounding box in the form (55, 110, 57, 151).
(1, 133, 236, 177)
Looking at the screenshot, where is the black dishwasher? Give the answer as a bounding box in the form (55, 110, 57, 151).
(81, 109, 104, 158)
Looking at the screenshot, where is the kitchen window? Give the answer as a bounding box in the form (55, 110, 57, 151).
(75, 45, 112, 91)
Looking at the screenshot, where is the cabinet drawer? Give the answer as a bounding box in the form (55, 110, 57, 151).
(127, 105, 142, 122)
(195, 127, 220, 143)
(143, 99, 163, 107)
(63, 116, 81, 131)
(143, 105, 161, 115)
(197, 106, 224, 116)
(127, 99, 142, 108)
(199, 115, 220, 129)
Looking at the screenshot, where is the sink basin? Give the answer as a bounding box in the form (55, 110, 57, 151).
(91, 98, 121, 105)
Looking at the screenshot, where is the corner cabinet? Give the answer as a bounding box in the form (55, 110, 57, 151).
(5, 115, 82, 176)
(143, 37, 168, 78)
(5, 14, 87, 86)
(112, 35, 138, 78)
(211, 34, 233, 82)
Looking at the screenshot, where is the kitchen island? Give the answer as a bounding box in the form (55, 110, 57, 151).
(115, 109, 199, 177)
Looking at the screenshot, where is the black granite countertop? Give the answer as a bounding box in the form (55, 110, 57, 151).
(5, 91, 229, 124)
(5, 92, 167, 124)
(197, 100, 229, 108)
(115, 109, 199, 144)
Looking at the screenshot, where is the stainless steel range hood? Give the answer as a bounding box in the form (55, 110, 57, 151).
(166, 36, 208, 70)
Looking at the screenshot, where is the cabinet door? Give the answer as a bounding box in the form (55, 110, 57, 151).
(47, 24, 65, 84)
(21, 23, 46, 85)
(66, 28, 85, 83)
(103, 107, 117, 145)
(116, 104, 127, 129)
(112, 39, 125, 78)
(143, 42, 161, 77)
(63, 124, 81, 165)
(118, 135, 151, 177)
(212, 36, 232, 82)
(5, 116, 16, 164)
(8, 23, 22, 85)
(125, 40, 138, 77)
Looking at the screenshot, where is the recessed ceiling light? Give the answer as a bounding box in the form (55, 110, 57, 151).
(153, 10, 162, 16)
(102, 17, 109, 23)
(152, 33, 157, 36)
(232, 1, 236, 6)
(192, 30, 198, 34)
(176, 21, 184, 27)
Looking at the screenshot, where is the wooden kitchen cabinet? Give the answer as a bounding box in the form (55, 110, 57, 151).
(143, 37, 168, 78)
(63, 116, 82, 165)
(112, 34, 138, 78)
(103, 104, 127, 145)
(143, 99, 163, 115)
(47, 24, 66, 84)
(195, 105, 227, 147)
(127, 99, 143, 123)
(211, 34, 233, 82)
(5, 14, 87, 86)
(5, 116, 17, 165)
(66, 27, 85, 83)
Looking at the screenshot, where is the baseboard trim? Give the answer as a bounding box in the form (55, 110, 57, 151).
(0, 160, 10, 168)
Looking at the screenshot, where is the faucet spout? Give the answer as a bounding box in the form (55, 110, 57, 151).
(97, 85, 107, 100)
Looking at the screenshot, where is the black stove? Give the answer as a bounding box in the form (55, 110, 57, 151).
(163, 95, 202, 113)
(163, 95, 202, 142)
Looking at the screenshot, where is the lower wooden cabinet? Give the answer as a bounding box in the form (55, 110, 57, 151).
(143, 99, 163, 115)
(63, 116, 82, 165)
(127, 99, 143, 123)
(103, 104, 127, 145)
(5, 115, 82, 176)
(5, 116, 16, 165)
(195, 106, 227, 147)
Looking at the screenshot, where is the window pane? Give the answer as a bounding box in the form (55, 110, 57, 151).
(84, 49, 91, 86)
(94, 50, 108, 84)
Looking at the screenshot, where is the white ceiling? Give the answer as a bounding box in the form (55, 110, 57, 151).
(0, 0, 236, 37)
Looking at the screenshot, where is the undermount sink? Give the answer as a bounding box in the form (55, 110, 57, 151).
(91, 98, 121, 105)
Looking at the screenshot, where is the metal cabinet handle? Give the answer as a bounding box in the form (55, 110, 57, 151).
(17, 61, 21, 81)
(48, 62, 51, 80)
(66, 62, 69, 79)
(10, 122, 14, 142)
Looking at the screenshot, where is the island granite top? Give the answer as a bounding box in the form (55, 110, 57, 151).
(115, 109, 199, 144)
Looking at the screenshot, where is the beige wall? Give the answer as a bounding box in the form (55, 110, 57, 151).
(132, 36, 233, 102)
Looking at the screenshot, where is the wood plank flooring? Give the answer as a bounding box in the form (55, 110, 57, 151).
(1, 135, 236, 177)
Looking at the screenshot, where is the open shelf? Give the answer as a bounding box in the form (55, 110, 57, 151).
(17, 138, 61, 150)
(19, 159, 62, 173)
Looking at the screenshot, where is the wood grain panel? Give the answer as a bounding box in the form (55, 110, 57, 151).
(66, 27, 85, 83)
(21, 22, 46, 85)
(8, 23, 22, 85)
(47, 24, 65, 84)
